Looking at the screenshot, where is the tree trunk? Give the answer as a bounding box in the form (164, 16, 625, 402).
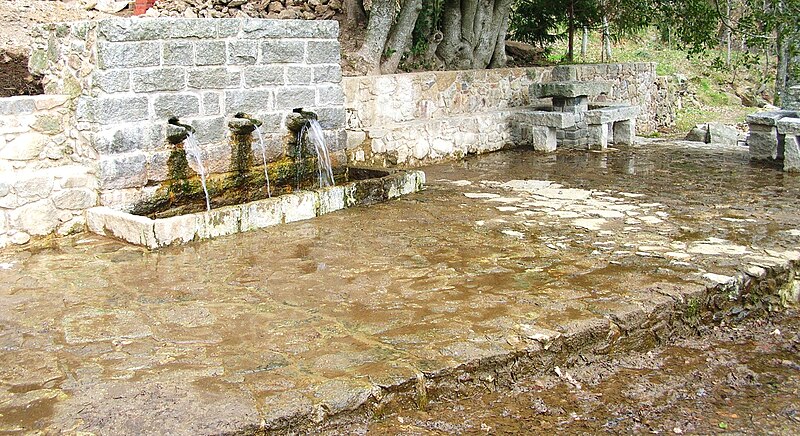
(581, 26, 588, 60)
(602, 15, 612, 61)
(355, 0, 396, 74)
(381, 0, 424, 74)
(437, 0, 513, 70)
(488, 9, 509, 68)
(344, 0, 367, 30)
(567, 1, 575, 62)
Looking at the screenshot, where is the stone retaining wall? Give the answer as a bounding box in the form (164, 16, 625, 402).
(0, 95, 98, 249)
(344, 63, 675, 166)
(30, 18, 345, 210)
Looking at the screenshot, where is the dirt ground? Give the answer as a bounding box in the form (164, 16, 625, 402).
(358, 310, 800, 435)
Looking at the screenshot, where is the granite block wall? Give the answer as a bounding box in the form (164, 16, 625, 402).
(30, 18, 345, 209)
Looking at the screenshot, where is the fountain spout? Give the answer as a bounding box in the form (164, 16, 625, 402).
(166, 116, 195, 145)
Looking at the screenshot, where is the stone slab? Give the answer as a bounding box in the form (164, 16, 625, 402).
(746, 110, 797, 126)
(777, 117, 800, 135)
(585, 105, 640, 124)
(531, 81, 614, 98)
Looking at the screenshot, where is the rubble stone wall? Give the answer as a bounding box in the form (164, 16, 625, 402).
(30, 18, 345, 209)
(344, 63, 675, 166)
(0, 95, 99, 248)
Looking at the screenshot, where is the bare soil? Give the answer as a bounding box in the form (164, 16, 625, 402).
(358, 311, 800, 435)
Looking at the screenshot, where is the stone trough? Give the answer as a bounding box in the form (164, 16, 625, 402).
(87, 168, 425, 249)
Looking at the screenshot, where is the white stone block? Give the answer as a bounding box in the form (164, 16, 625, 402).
(240, 197, 283, 231)
(588, 124, 609, 150)
(86, 206, 157, 247)
(282, 191, 318, 223)
(0, 132, 48, 161)
(531, 126, 557, 152)
(784, 136, 800, 173)
(154, 214, 200, 246)
(613, 119, 635, 145)
(198, 206, 242, 239)
(318, 186, 345, 215)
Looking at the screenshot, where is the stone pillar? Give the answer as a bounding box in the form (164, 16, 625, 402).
(588, 124, 609, 150)
(777, 117, 800, 172)
(613, 119, 635, 145)
(531, 126, 557, 152)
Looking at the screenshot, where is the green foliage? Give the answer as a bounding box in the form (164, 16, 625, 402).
(509, 0, 601, 46)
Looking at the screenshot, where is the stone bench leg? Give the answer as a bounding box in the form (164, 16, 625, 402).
(613, 119, 635, 145)
(531, 126, 557, 152)
(588, 123, 609, 150)
(784, 135, 800, 172)
(747, 124, 782, 160)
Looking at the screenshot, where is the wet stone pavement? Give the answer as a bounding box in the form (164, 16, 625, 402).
(1, 140, 799, 434)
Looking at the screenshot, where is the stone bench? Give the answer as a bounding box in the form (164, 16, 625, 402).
(777, 117, 800, 172)
(584, 104, 640, 149)
(512, 109, 576, 152)
(746, 110, 797, 161)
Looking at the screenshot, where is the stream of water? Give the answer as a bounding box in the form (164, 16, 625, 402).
(300, 119, 335, 188)
(183, 132, 211, 212)
(253, 125, 271, 198)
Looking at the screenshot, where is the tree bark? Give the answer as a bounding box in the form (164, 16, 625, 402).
(567, 1, 575, 62)
(581, 26, 589, 60)
(381, 0, 424, 74)
(602, 15, 612, 61)
(355, 0, 396, 74)
(344, 0, 367, 30)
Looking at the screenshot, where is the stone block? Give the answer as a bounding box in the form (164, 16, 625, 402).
(196, 41, 227, 66)
(777, 117, 800, 135)
(218, 19, 241, 38)
(243, 66, 284, 88)
(318, 185, 345, 215)
(132, 67, 186, 92)
(14, 174, 53, 199)
(240, 197, 283, 231)
(10, 199, 59, 236)
(225, 90, 272, 114)
(784, 136, 800, 172)
(99, 153, 148, 189)
(313, 65, 342, 84)
(532, 81, 612, 98)
(260, 40, 305, 64)
(747, 130, 778, 161)
(153, 93, 201, 118)
(588, 124, 609, 150)
(241, 19, 338, 39)
(198, 206, 242, 239)
(227, 41, 258, 65)
(53, 188, 97, 210)
(97, 19, 165, 42)
(530, 126, 557, 152)
(202, 92, 222, 116)
(166, 19, 218, 39)
(146, 151, 170, 182)
(306, 41, 341, 64)
(153, 214, 199, 247)
(163, 41, 195, 66)
(283, 191, 318, 223)
(93, 70, 131, 93)
(0, 132, 47, 160)
(93, 123, 161, 154)
(314, 107, 346, 129)
(78, 96, 149, 124)
(97, 41, 160, 69)
(0, 97, 37, 115)
(707, 122, 740, 145)
(189, 117, 227, 144)
(685, 124, 708, 142)
(286, 66, 313, 85)
(86, 206, 157, 248)
(746, 110, 796, 126)
(520, 110, 576, 128)
(187, 67, 241, 89)
(317, 86, 345, 106)
(584, 105, 640, 124)
(613, 119, 636, 145)
(274, 87, 317, 110)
